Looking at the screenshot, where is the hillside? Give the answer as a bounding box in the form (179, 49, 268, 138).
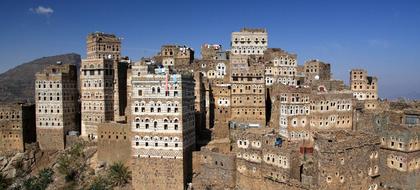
(0, 53, 81, 103)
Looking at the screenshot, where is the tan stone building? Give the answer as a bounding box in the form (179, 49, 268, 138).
(200, 44, 223, 60)
(230, 63, 266, 126)
(159, 44, 194, 70)
(130, 62, 195, 190)
(350, 69, 378, 109)
(86, 32, 121, 60)
(378, 104, 420, 189)
(303, 59, 331, 84)
(97, 122, 131, 165)
(231, 28, 268, 55)
(230, 126, 304, 190)
(80, 32, 128, 139)
(263, 48, 298, 86)
(35, 64, 78, 150)
(308, 91, 354, 133)
(193, 45, 230, 137)
(212, 84, 232, 139)
(192, 145, 237, 189)
(0, 103, 36, 153)
(305, 130, 380, 190)
(271, 85, 311, 141)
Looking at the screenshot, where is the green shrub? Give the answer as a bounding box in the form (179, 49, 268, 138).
(22, 168, 54, 190)
(107, 162, 131, 187)
(56, 142, 86, 182)
(88, 176, 110, 190)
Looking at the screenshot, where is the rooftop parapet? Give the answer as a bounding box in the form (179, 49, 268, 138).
(239, 28, 267, 33)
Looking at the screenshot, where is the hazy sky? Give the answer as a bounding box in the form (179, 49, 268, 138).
(0, 0, 419, 99)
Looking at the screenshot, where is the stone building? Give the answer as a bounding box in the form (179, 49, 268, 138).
(97, 122, 131, 165)
(304, 130, 380, 190)
(80, 32, 128, 140)
(0, 103, 36, 153)
(270, 85, 311, 141)
(231, 28, 268, 55)
(200, 44, 223, 60)
(350, 69, 378, 109)
(212, 84, 232, 139)
(130, 62, 196, 190)
(193, 46, 230, 135)
(86, 32, 121, 60)
(192, 144, 237, 189)
(35, 64, 78, 150)
(230, 63, 266, 126)
(308, 91, 354, 133)
(377, 103, 420, 189)
(263, 48, 298, 86)
(310, 79, 345, 92)
(303, 60, 331, 84)
(230, 126, 304, 190)
(159, 44, 194, 69)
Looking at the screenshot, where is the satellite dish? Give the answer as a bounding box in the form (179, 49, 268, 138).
(107, 54, 112, 59)
(314, 75, 320, 80)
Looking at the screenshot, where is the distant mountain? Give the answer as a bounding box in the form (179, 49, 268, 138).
(0, 53, 81, 103)
(388, 91, 420, 101)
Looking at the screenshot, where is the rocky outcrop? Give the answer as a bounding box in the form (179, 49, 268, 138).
(0, 144, 42, 179)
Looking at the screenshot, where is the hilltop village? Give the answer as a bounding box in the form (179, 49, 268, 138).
(1, 28, 420, 190)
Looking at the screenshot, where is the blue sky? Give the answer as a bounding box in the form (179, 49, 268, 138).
(0, 0, 419, 99)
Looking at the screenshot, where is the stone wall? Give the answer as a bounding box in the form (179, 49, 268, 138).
(0, 103, 36, 153)
(97, 122, 130, 165)
(192, 148, 236, 189)
(132, 157, 185, 190)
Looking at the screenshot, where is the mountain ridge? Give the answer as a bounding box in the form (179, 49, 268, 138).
(0, 53, 81, 103)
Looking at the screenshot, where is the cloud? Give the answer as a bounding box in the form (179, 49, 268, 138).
(30, 6, 54, 16)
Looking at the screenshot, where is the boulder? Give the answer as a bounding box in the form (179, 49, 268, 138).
(3, 168, 16, 178)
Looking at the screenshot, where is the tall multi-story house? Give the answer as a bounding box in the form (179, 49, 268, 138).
(263, 48, 298, 86)
(86, 32, 121, 60)
(80, 32, 128, 139)
(308, 91, 354, 133)
(35, 64, 78, 150)
(201, 44, 223, 60)
(230, 64, 266, 126)
(194, 44, 230, 133)
(271, 85, 311, 141)
(160, 44, 194, 70)
(0, 103, 36, 153)
(130, 62, 196, 190)
(350, 69, 378, 109)
(303, 60, 331, 84)
(231, 28, 268, 55)
(212, 84, 232, 139)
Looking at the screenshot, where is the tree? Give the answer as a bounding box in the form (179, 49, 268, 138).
(22, 168, 54, 190)
(107, 162, 131, 187)
(57, 142, 86, 182)
(37, 168, 54, 188)
(88, 176, 110, 190)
